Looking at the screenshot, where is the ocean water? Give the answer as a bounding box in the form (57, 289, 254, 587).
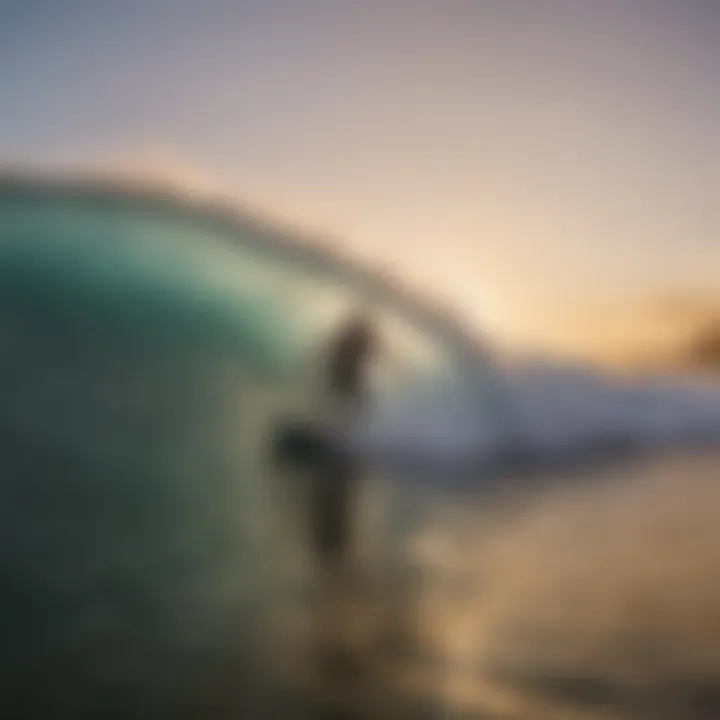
(2, 184, 720, 719)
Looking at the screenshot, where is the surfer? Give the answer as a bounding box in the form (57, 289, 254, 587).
(311, 312, 377, 575)
(325, 312, 375, 420)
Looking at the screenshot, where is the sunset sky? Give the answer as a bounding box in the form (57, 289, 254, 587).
(1, 0, 718, 354)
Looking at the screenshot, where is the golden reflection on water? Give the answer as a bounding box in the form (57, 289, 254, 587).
(271, 450, 720, 719)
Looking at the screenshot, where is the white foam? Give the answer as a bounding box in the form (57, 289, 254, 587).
(350, 362, 720, 468)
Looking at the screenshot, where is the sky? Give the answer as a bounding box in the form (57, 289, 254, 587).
(1, 0, 718, 354)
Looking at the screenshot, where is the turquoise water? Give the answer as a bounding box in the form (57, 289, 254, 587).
(0, 191, 343, 715)
(0, 187, 473, 718)
(0, 196, 313, 372)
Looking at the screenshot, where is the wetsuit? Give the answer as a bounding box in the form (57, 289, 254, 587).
(311, 318, 374, 571)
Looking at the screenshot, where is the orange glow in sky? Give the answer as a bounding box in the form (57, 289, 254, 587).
(2, 1, 718, 356)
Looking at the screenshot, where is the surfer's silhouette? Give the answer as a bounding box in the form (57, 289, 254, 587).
(311, 312, 376, 575)
(325, 312, 375, 416)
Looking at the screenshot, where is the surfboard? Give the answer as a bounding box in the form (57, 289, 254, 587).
(272, 417, 344, 469)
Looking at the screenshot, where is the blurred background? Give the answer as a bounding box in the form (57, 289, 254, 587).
(1, 1, 720, 718)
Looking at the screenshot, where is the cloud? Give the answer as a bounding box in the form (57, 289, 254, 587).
(75, 151, 224, 194)
(642, 297, 720, 369)
(542, 294, 720, 368)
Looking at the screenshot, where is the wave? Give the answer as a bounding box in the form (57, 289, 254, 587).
(4, 175, 720, 474)
(2, 174, 720, 717)
(351, 362, 720, 472)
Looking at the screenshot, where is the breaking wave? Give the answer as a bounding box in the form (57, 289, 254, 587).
(2, 177, 720, 719)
